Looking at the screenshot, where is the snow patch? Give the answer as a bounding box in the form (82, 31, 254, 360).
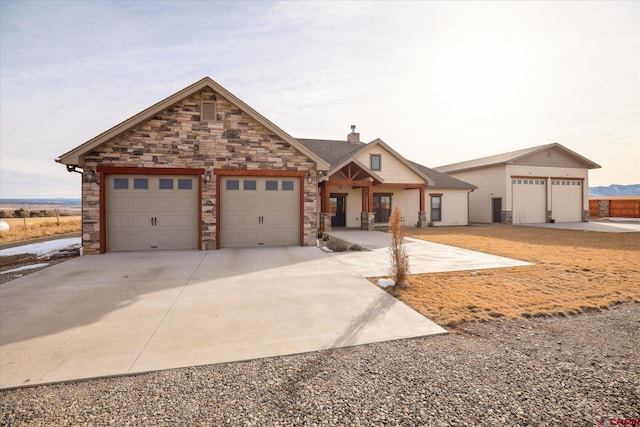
(378, 278, 395, 288)
(1, 263, 50, 274)
(0, 237, 81, 257)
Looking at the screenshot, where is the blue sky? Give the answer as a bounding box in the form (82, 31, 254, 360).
(1, 0, 638, 198)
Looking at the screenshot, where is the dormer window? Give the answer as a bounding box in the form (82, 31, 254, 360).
(370, 154, 381, 171)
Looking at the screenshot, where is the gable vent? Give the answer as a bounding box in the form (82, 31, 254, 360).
(202, 101, 216, 122)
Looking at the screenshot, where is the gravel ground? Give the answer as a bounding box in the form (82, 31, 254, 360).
(1, 304, 638, 426)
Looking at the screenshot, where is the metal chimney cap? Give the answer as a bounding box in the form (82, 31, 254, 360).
(350, 125, 356, 133)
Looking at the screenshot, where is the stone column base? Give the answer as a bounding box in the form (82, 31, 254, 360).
(319, 213, 332, 232)
(502, 211, 513, 224)
(417, 211, 428, 228)
(361, 212, 375, 231)
(582, 210, 589, 222)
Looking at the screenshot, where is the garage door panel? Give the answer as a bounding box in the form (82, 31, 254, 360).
(512, 179, 546, 224)
(130, 215, 152, 228)
(111, 214, 132, 228)
(107, 175, 198, 251)
(111, 195, 132, 209)
(551, 180, 582, 222)
(157, 196, 176, 209)
(132, 197, 151, 209)
(221, 176, 299, 248)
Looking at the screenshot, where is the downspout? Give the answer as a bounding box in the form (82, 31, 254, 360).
(467, 189, 474, 225)
(65, 164, 84, 255)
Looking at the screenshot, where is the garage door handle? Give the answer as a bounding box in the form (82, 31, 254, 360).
(151, 217, 157, 226)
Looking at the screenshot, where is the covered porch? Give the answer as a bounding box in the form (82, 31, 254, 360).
(318, 161, 428, 232)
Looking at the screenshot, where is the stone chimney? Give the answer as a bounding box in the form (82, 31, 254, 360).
(347, 125, 360, 144)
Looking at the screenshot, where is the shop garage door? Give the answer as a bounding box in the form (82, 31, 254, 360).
(551, 179, 583, 222)
(512, 178, 546, 224)
(220, 176, 299, 248)
(107, 175, 198, 251)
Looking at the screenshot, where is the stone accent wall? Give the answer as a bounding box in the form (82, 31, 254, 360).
(361, 212, 375, 230)
(80, 90, 317, 254)
(502, 210, 513, 224)
(319, 213, 332, 232)
(582, 210, 589, 222)
(417, 211, 428, 228)
(598, 200, 610, 217)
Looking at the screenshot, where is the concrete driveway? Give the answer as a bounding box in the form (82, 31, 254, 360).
(1, 247, 447, 389)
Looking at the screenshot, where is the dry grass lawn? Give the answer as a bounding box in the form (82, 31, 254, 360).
(387, 225, 640, 327)
(0, 216, 81, 244)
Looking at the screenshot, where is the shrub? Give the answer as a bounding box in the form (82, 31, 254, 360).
(389, 207, 409, 287)
(326, 239, 350, 252)
(350, 243, 364, 251)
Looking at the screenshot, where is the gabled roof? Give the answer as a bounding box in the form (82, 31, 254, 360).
(409, 161, 477, 190)
(435, 142, 601, 173)
(56, 77, 329, 169)
(298, 137, 438, 186)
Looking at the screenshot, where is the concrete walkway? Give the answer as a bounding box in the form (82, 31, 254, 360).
(1, 247, 445, 389)
(522, 221, 640, 233)
(325, 230, 531, 276)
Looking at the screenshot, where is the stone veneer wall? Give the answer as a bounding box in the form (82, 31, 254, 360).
(80, 90, 317, 254)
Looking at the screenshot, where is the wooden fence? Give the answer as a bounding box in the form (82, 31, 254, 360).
(589, 198, 640, 218)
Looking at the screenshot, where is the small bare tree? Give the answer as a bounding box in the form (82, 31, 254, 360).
(389, 207, 409, 287)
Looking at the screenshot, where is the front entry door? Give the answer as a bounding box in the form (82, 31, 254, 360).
(492, 198, 502, 223)
(330, 195, 346, 227)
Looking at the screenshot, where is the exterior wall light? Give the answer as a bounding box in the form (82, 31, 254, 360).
(86, 169, 96, 182)
(306, 171, 313, 184)
(204, 170, 213, 184)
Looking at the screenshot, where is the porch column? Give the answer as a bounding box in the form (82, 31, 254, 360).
(361, 182, 374, 230)
(417, 185, 428, 228)
(320, 181, 332, 232)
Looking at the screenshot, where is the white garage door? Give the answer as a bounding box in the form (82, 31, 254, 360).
(220, 176, 299, 248)
(512, 178, 546, 224)
(551, 179, 583, 222)
(107, 175, 198, 251)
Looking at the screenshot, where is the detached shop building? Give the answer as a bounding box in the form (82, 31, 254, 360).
(435, 143, 601, 224)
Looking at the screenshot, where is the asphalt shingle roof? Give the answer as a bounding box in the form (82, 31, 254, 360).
(435, 142, 601, 173)
(297, 138, 476, 190)
(408, 161, 477, 190)
(296, 138, 364, 168)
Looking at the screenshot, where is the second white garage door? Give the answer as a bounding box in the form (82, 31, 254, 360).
(551, 179, 583, 222)
(512, 178, 547, 224)
(220, 176, 300, 248)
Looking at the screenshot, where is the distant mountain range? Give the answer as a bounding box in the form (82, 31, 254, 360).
(589, 184, 640, 197)
(0, 198, 81, 208)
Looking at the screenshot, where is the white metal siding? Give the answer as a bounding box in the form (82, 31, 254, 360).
(426, 189, 470, 226)
(107, 175, 198, 251)
(447, 166, 505, 223)
(220, 176, 299, 247)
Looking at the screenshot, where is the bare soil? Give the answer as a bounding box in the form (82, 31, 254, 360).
(390, 225, 640, 327)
